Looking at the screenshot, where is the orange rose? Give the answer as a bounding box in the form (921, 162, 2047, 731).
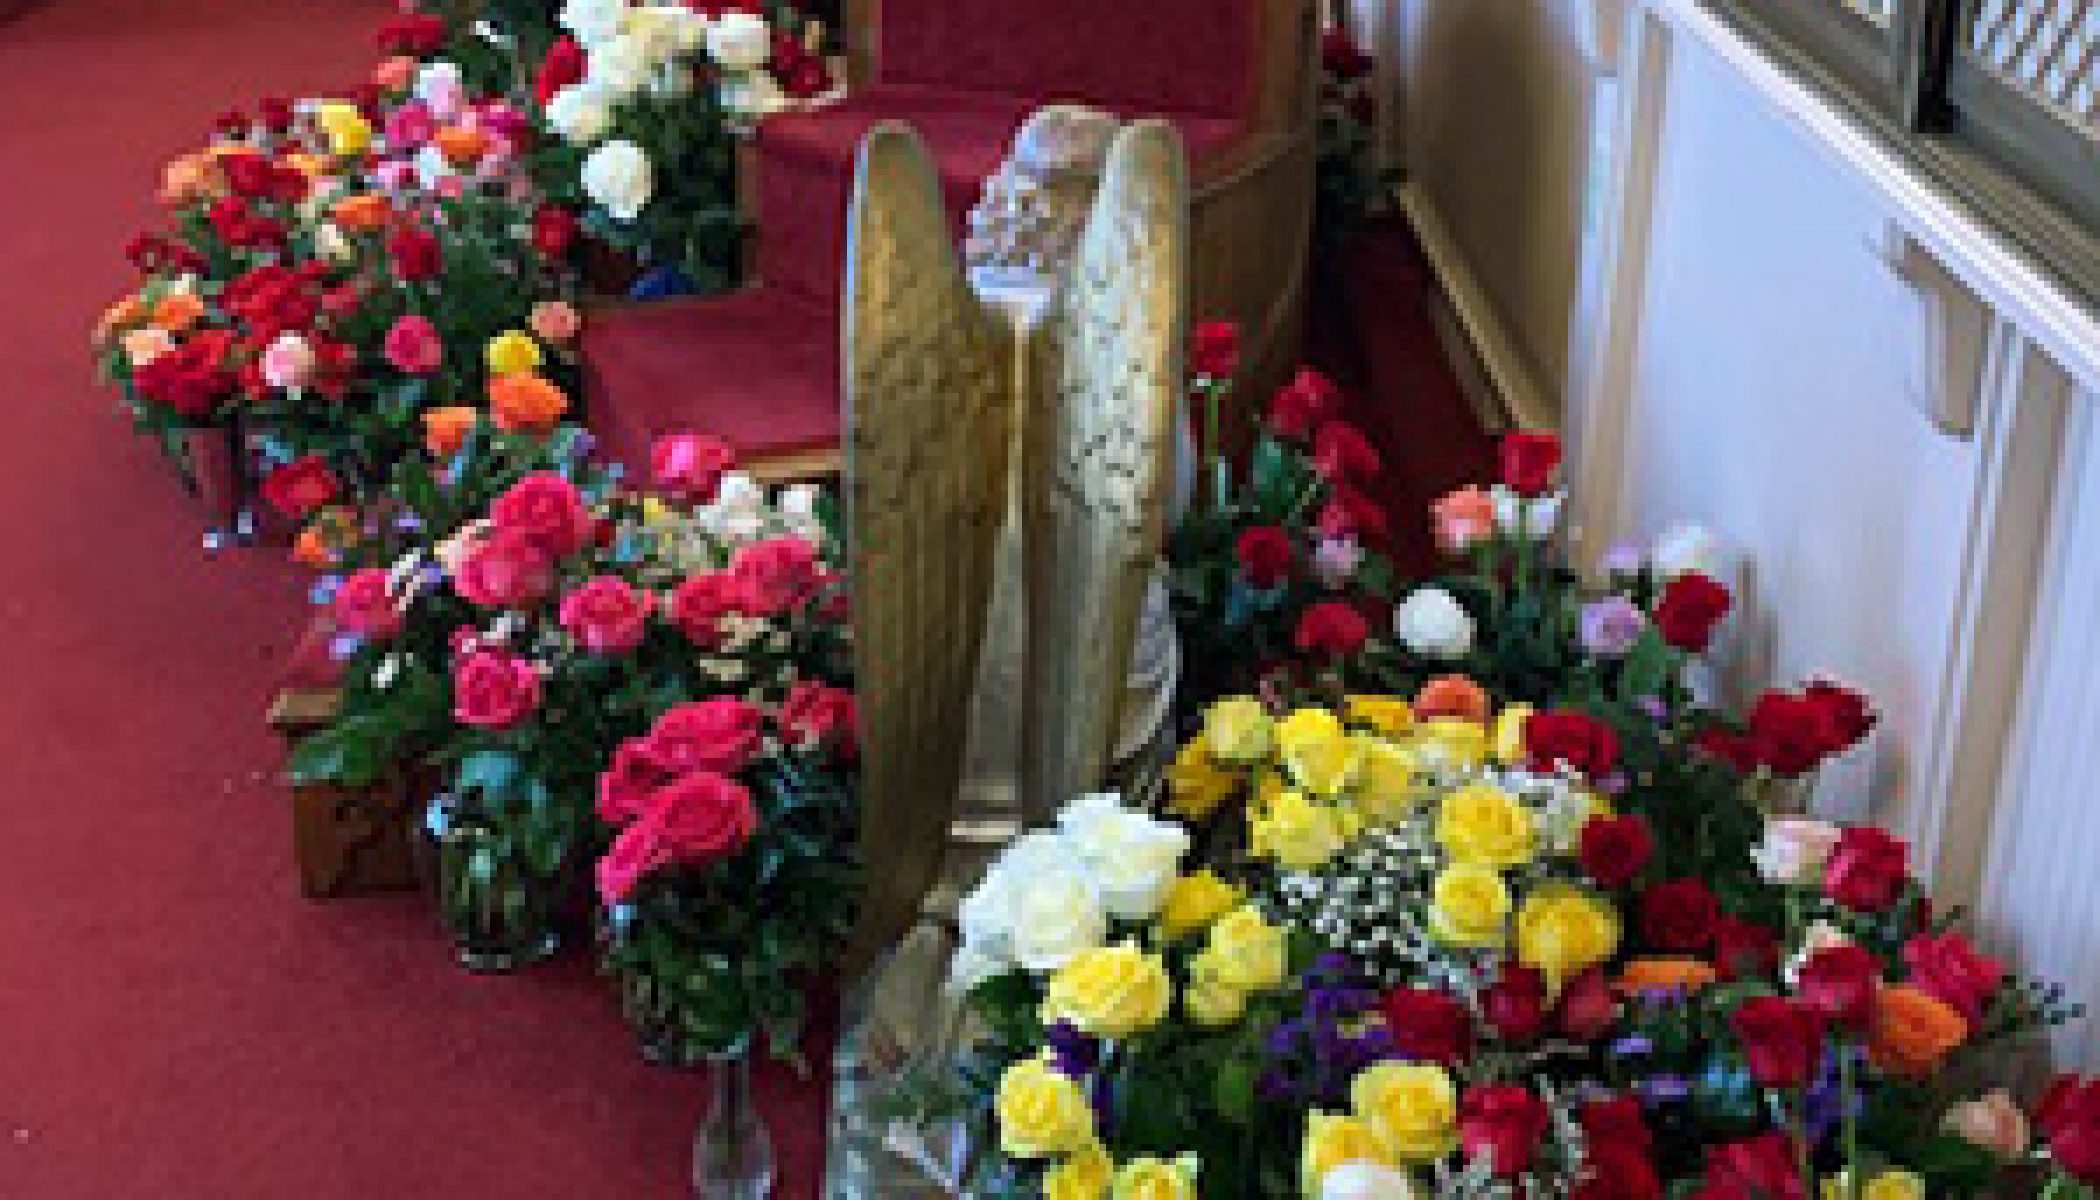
(1415, 675, 1490, 724)
(488, 374, 568, 433)
(434, 127, 490, 167)
(291, 524, 338, 568)
(151, 291, 206, 334)
(331, 194, 393, 233)
(95, 294, 147, 345)
(1616, 958, 1718, 996)
(423, 406, 480, 458)
(158, 151, 222, 207)
(282, 152, 330, 180)
(1868, 984, 1968, 1077)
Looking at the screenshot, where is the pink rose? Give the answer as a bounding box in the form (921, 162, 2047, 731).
(596, 820, 666, 905)
(451, 649, 541, 729)
(331, 568, 402, 641)
(669, 570, 745, 648)
(490, 471, 594, 559)
(558, 575, 654, 654)
(1751, 817, 1842, 886)
(646, 771, 758, 864)
(383, 99, 436, 149)
(642, 698, 762, 777)
(372, 157, 417, 193)
(383, 314, 443, 375)
(371, 55, 417, 93)
(528, 300, 582, 343)
(259, 332, 316, 390)
(728, 536, 821, 616)
(597, 738, 672, 827)
(779, 681, 857, 760)
(1433, 486, 1498, 554)
(1903, 931, 2004, 1021)
(1944, 1090, 2029, 1159)
(651, 433, 738, 503)
(452, 527, 554, 609)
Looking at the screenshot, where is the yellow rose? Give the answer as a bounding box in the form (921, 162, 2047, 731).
(1045, 1141, 1114, 1200)
(314, 101, 372, 157)
(484, 330, 543, 376)
(1515, 885, 1621, 982)
(1279, 708, 1363, 797)
(1157, 871, 1240, 941)
(1413, 718, 1489, 770)
(1492, 704, 1535, 764)
(1255, 769, 1290, 814)
(1822, 1171, 1926, 1200)
(1197, 905, 1287, 993)
(1166, 741, 1239, 821)
(1112, 1154, 1199, 1200)
(1251, 789, 1357, 871)
(1302, 1111, 1397, 1195)
(1426, 864, 1511, 948)
(1204, 697, 1274, 765)
(1042, 942, 1172, 1040)
(1435, 784, 1538, 869)
(1182, 975, 1246, 1027)
(996, 1056, 1094, 1158)
(1350, 1061, 1458, 1164)
(1355, 737, 1430, 825)
(1344, 695, 1416, 738)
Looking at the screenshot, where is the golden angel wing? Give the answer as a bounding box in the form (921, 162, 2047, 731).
(1018, 121, 1190, 820)
(842, 124, 1013, 965)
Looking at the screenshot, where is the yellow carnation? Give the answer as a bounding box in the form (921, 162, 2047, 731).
(1250, 789, 1356, 871)
(1302, 1111, 1397, 1195)
(1515, 885, 1621, 983)
(996, 1056, 1094, 1158)
(1435, 784, 1538, 869)
(484, 330, 543, 376)
(1157, 871, 1240, 941)
(1112, 1155, 1199, 1200)
(1344, 695, 1416, 738)
(314, 101, 372, 157)
(1492, 704, 1535, 764)
(1204, 697, 1274, 765)
(1041, 942, 1172, 1040)
(1278, 707, 1363, 797)
(1350, 1061, 1458, 1164)
(1426, 864, 1511, 948)
(1197, 905, 1288, 993)
(1045, 1141, 1114, 1200)
(1166, 741, 1238, 821)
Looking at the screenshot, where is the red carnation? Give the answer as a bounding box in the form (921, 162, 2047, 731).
(1794, 942, 1881, 1028)
(1524, 709, 1619, 779)
(1234, 526, 1294, 588)
(1379, 987, 1473, 1066)
(1312, 420, 1382, 483)
(1294, 601, 1369, 659)
(259, 455, 339, 519)
(1189, 319, 1240, 381)
(1499, 430, 1562, 496)
(1459, 1084, 1551, 1177)
(1270, 367, 1345, 440)
(1824, 826, 1909, 913)
(1578, 814, 1653, 889)
(1639, 878, 1718, 952)
(534, 36, 588, 107)
(1728, 996, 1824, 1090)
(1653, 571, 1731, 652)
(532, 204, 581, 259)
(388, 226, 442, 281)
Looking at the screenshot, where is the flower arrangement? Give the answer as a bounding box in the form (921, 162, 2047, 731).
(1314, 24, 1390, 236)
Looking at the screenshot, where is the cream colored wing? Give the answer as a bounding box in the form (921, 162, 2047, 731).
(1018, 121, 1190, 820)
(842, 124, 1013, 966)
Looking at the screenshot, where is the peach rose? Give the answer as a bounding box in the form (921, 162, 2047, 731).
(488, 373, 569, 433)
(158, 152, 222, 207)
(423, 406, 479, 458)
(1943, 1089, 2028, 1159)
(151, 290, 206, 334)
(434, 127, 490, 167)
(332, 193, 393, 232)
(1616, 957, 1718, 996)
(372, 55, 418, 93)
(120, 327, 174, 368)
(1415, 675, 1490, 725)
(528, 300, 582, 343)
(95, 294, 147, 345)
(1432, 486, 1497, 554)
(1868, 984, 1968, 1078)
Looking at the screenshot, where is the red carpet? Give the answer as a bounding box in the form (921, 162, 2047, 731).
(0, 4, 827, 1197)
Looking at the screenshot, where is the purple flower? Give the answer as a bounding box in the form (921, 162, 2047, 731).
(1639, 1074, 1692, 1103)
(1580, 595, 1648, 658)
(1045, 1022, 1099, 1080)
(1600, 541, 1646, 576)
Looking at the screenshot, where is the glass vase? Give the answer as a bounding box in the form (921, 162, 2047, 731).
(430, 809, 560, 973)
(693, 1051, 774, 1199)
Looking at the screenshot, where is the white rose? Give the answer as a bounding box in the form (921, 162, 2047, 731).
(956, 831, 1072, 959)
(1651, 521, 1724, 580)
(560, 0, 629, 47)
(1057, 793, 1189, 920)
(706, 11, 773, 72)
(1006, 866, 1108, 971)
(1322, 1164, 1421, 1200)
(945, 942, 1008, 995)
(1492, 485, 1561, 540)
(587, 31, 655, 97)
(582, 139, 653, 221)
(546, 83, 614, 145)
(1751, 816, 1842, 885)
(1393, 586, 1474, 659)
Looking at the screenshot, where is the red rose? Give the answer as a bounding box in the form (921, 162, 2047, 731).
(450, 649, 541, 730)
(1824, 826, 1909, 913)
(1728, 996, 1824, 1090)
(1692, 726, 1761, 774)
(133, 336, 237, 419)
(779, 681, 858, 760)
(1804, 679, 1876, 754)
(2038, 1076, 2100, 1185)
(387, 226, 442, 281)
(1578, 814, 1653, 888)
(1269, 367, 1344, 440)
(558, 576, 655, 654)
(1701, 1133, 1806, 1200)
(1746, 690, 1835, 776)
(1554, 967, 1619, 1040)
(1322, 27, 1374, 79)
(669, 570, 745, 648)
(1794, 943, 1881, 1028)
(646, 769, 758, 864)
(779, 55, 832, 98)
(490, 471, 594, 558)
(728, 536, 822, 616)
(1378, 987, 1472, 1066)
(1711, 915, 1781, 981)
(533, 35, 588, 106)
(1294, 601, 1369, 659)
(1572, 1139, 1662, 1200)
(597, 738, 673, 827)
(650, 433, 737, 503)
(1234, 525, 1294, 588)
(1459, 1084, 1551, 1177)
(1902, 932, 2003, 1022)
(1312, 421, 1382, 483)
(1189, 319, 1240, 381)
(1580, 1095, 1652, 1154)
(1498, 430, 1562, 496)
(1480, 963, 1547, 1043)
(453, 527, 555, 609)
(595, 819, 663, 905)
(1639, 878, 1718, 952)
(1652, 571, 1731, 652)
(331, 568, 402, 641)
(259, 455, 340, 519)
(375, 13, 447, 55)
(643, 698, 763, 777)
(258, 95, 294, 131)
(1314, 483, 1390, 544)
(532, 204, 581, 259)
(1524, 709, 1620, 779)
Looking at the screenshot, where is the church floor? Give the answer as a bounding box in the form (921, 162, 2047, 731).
(0, 2, 1485, 1196)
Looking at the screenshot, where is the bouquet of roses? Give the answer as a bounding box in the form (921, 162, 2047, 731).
(1168, 323, 1400, 707)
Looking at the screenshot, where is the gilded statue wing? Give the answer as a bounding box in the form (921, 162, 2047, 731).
(1018, 121, 1189, 819)
(842, 124, 1013, 966)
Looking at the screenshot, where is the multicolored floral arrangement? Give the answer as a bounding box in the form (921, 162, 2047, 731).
(947, 432, 2095, 1199)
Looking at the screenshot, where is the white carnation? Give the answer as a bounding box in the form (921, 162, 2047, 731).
(582, 138, 653, 221)
(546, 83, 614, 145)
(586, 31, 655, 97)
(1393, 586, 1474, 659)
(706, 11, 772, 72)
(560, 0, 628, 47)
